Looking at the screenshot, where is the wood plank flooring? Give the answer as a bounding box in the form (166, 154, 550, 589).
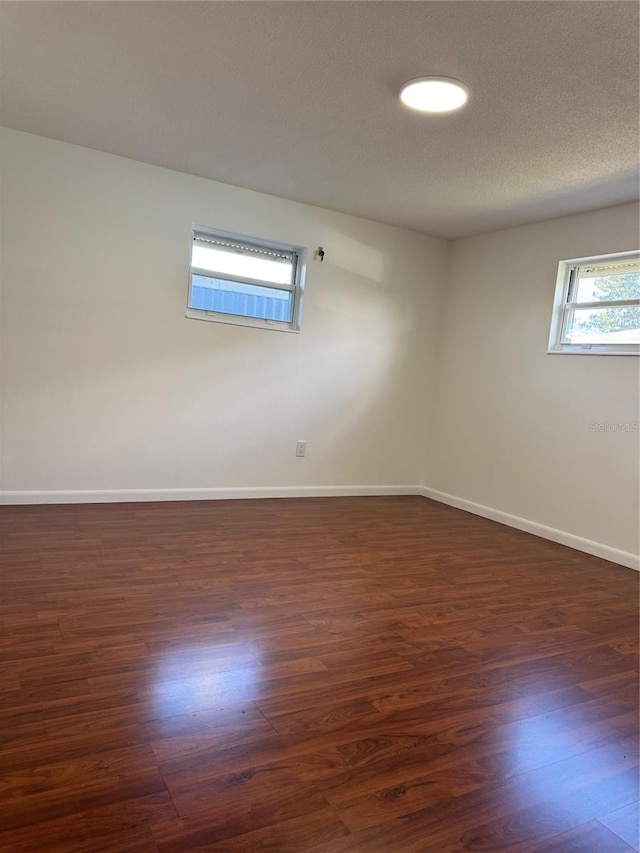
(0, 496, 637, 852)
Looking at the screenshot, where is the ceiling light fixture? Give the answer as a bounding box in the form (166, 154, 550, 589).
(399, 76, 469, 113)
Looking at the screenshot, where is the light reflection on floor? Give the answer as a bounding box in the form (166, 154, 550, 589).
(502, 700, 637, 818)
(150, 645, 259, 718)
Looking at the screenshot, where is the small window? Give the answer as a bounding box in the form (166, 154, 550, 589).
(187, 227, 306, 331)
(548, 251, 640, 355)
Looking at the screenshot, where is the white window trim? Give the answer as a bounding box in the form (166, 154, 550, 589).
(547, 250, 640, 356)
(186, 225, 307, 333)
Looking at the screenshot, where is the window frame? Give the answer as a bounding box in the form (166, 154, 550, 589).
(186, 225, 307, 332)
(547, 250, 640, 356)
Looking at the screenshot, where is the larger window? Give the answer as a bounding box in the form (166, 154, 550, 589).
(187, 227, 306, 331)
(548, 251, 640, 355)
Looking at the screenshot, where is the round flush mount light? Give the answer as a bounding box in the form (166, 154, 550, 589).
(399, 76, 469, 113)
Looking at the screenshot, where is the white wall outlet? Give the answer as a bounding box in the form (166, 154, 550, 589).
(295, 440, 307, 458)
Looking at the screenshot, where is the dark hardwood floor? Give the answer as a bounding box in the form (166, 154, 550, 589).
(0, 496, 637, 852)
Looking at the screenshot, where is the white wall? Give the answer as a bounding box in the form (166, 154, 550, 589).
(0, 128, 447, 496)
(426, 203, 640, 557)
(1, 129, 637, 566)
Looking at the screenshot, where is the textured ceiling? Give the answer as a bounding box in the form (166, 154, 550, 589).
(1, 1, 638, 238)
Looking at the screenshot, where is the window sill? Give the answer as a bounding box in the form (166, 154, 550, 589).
(547, 345, 639, 356)
(185, 308, 301, 333)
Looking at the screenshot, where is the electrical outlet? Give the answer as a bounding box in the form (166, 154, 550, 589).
(295, 440, 307, 458)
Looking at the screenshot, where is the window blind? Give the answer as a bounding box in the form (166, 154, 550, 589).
(193, 233, 294, 263)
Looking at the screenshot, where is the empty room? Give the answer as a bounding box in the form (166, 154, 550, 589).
(0, 1, 638, 851)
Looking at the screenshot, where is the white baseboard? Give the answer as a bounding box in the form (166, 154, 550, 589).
(0, 485, 422, 506)
(420, 486, 639, 572)
(3, 484, 636, 572)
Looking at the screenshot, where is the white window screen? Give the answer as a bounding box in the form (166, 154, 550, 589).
(549, 252, 640, 355)
(187, 229, 306, 331)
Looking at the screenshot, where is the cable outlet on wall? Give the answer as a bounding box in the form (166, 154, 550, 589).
(295, 440, 307, 458)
